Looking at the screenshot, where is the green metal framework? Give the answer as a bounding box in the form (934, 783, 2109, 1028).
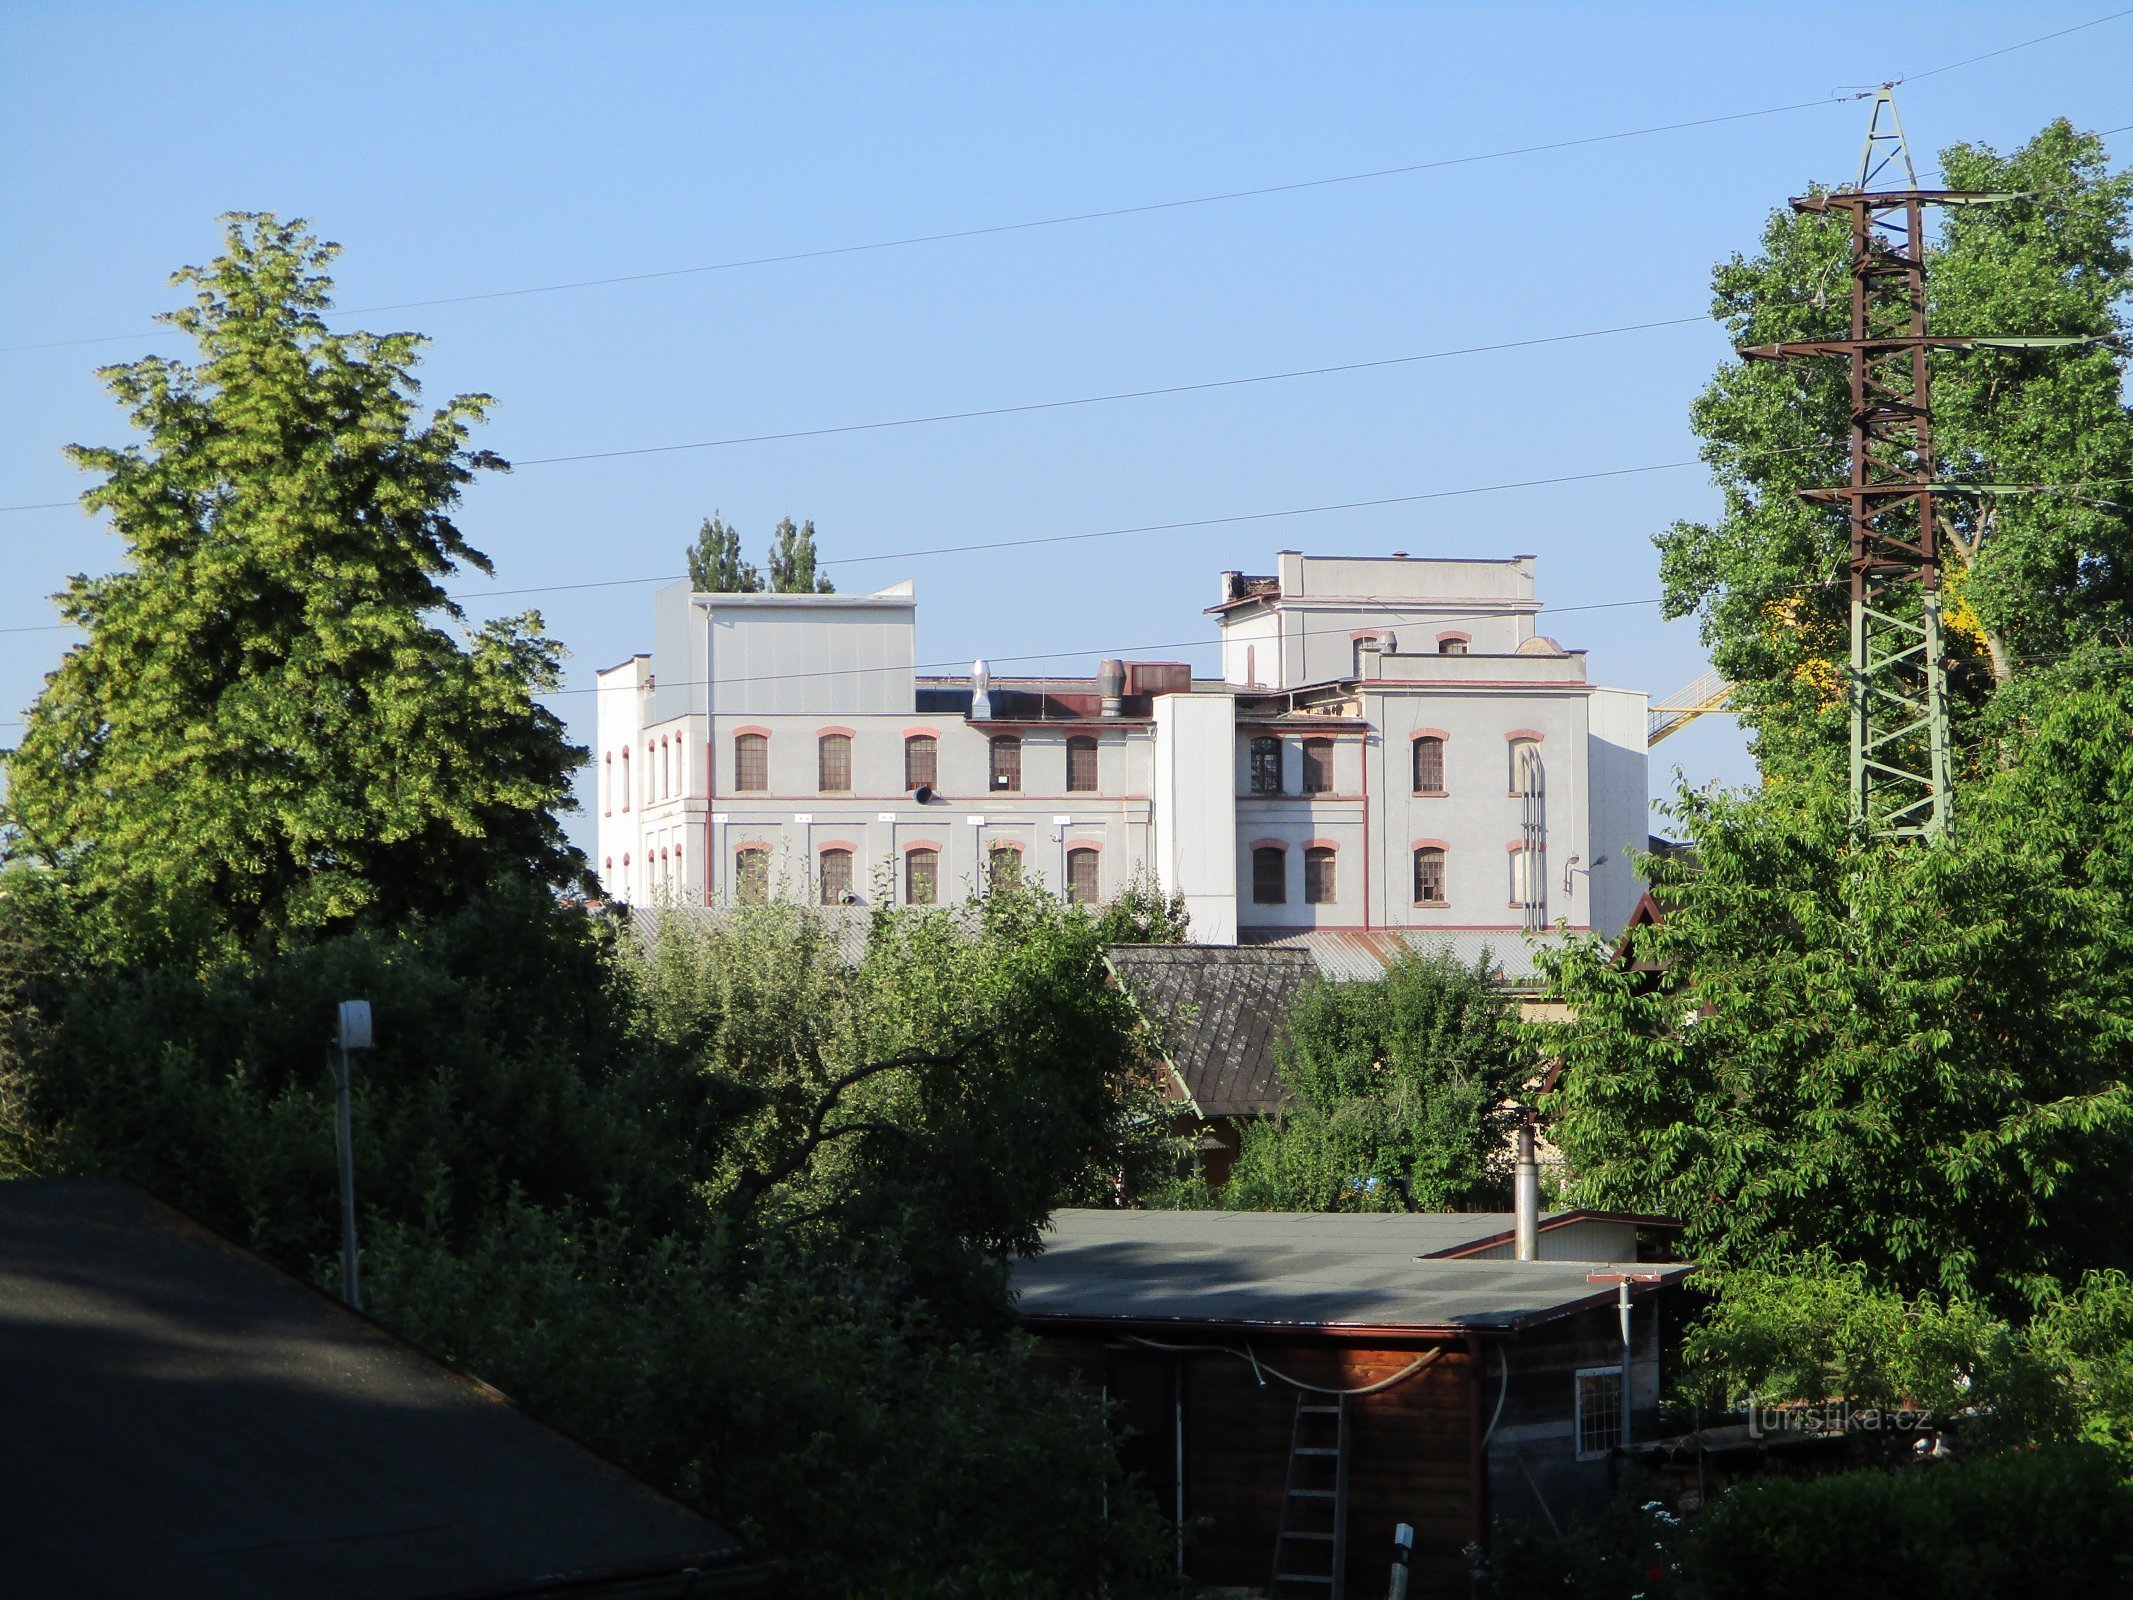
(1739, 90, 2088, 841)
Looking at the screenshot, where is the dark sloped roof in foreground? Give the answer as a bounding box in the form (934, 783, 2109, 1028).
(1106, 944, 1318, 1116)
(1012, 1208, 1692, 1334)
(0, 1180, 762, 1600)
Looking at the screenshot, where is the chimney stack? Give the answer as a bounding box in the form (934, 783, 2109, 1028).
(1097, 658, 1124, 718)
(1514, 1123, 1540, 1262)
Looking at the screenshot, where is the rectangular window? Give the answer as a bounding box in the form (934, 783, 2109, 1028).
(819, 849, 853, 906)
(905, 847, 938, 906)
(818, 733, 852, 792)
(988, 846, 1022, 889)
(1066, 735, 1099, 793)
(905, 735, 938, 792)
(1252, 846, 1286, 905)
(1066, 847, 1099, 905)
(1304, 846, 1335, 905)
(1575, 1368, 1625, 1460)
(1301, 738, 1334, 794)
(1414, 847, 1447, 905)
(990, 736, 1022, 792)
(735, 849, 769, 906)
(734, 733, 767, 793)
(1249, 736, 1283, 795)
(1413, 736, 1445, 793)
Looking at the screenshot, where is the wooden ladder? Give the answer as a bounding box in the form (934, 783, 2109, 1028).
(1268, 1393, 1350, 1598)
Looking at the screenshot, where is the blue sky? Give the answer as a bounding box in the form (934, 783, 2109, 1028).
(3, 2, 2127, 853)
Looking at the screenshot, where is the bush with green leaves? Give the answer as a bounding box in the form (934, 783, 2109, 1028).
(1222, 947, 1523, 1212)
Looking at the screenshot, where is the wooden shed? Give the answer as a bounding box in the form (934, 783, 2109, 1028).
(1016, 1209, 1691, 1596)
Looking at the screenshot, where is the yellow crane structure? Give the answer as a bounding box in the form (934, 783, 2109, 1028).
(1648, 670, 1735, 746)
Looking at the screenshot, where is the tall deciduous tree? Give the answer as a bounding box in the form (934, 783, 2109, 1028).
(1538, 673, 2133, 1310)
(765, 515, 834, 593)
(685, 514, 761, 592)
(1, 214, 584, 961)
(1657, 120, 2133, 786)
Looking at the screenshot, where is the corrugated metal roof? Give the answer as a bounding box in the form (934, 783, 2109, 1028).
(1013, 1208, 1691, 1333)
(1106, 944, 1317, 1117)
(0, 1181, 759, 1600)
(1235, 927, 1570, 987)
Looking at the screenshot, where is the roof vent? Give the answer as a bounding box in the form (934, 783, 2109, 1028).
(970, 658, 992, 721)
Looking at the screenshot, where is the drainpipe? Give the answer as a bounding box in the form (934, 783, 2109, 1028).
(1514, 1123, 1540, 1262)
(1359, 720, 1372, 931)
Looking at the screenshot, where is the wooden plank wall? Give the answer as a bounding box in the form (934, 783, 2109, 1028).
(1033, 1334, 1476, 1595)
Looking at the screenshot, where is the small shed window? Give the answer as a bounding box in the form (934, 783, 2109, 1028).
(990, 735, 1022, 792)
(1252, 845, 1286, 905)
(818, 732, 852, 792)
(735, 848, 769, 906)
(1440, 637, 1468, 656)
(818, 848, 854, 906)
(734, 733, 767, 793)
(1066, 847, 1099, 905)
(1413, 736, 1445, 794)
(1301, 737, 1335, 794)
(904, 734, 938, 792)
(1066, 735, 1099, 793)
(905, 847, 939, 906)
(1576, 1368, 1624, 1460)
(1414, 847, 1447, 905)
(1249, 736, 1283, 795)
(1510, 737, 1543, 796)
(1304, 846, 1336, 905)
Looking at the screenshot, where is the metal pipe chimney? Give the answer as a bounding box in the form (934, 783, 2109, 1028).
(1097, 658, 1124, 718)
(1514, 1123, 1540, 1262)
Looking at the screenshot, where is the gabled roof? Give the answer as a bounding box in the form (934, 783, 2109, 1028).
(0, 1180, 763, 1600)
(1106, 944, 1318, 1117)
(1013, 1208, 1692, 1335)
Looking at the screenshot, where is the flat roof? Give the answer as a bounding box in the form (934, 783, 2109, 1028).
(1013, 1208, 1692, 1334)
(0, 1180, 760, 1599)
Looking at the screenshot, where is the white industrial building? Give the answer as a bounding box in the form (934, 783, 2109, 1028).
(594, 551, 1649, 958)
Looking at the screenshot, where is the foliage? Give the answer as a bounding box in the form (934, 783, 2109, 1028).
(685, 512, 837, 593)
(1483, 1446, 2133, 1600)
(685, 513, 761, 592)
(0, 880, 1185, 1595)
(766, 515, 835, 593)
(1539, 675, 2133, 1308)
(1655, 118, 2133, 784)
(0, 215, 584, 964)
(1223, 947, 1522, 1212)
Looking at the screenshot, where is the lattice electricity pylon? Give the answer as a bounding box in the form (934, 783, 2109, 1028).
(1738, 88, 2090, 842)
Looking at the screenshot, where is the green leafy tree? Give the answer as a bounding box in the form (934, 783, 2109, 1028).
(765, 515, 835, 593)
(1224, 948, 1523, 1212)
(685, 513, 762, 592)
(1538, 675, 2133, 1309)
(1, 214, 583, 962)
(1656, 119, 2133, 785)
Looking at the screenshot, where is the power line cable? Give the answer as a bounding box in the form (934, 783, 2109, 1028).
(8, 9, 2125, 356)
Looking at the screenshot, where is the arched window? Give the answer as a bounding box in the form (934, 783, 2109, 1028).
(1249, 735, 1283, 795)
(1066, 735, 1099, 793)
(1301, 737, 1335, 794)
(668, 735, 682, 800)
(818, 848, 854, 906)
(620, 747, 631, 811)
(1066, 846, 1100, 905)
(1352, 635, 1380, 678)
(734, 732, 768, 793)
(1245, 644, 1257, 686)
(989, 735, 1022, 792)
(735, 847, 769, 906)
(987, 843, 1023, 889)
(1304, 846, 1336, 904)
(1509, 737, 1543, 796)
(904, 734, 938, 791)
(818, 732, 852, 792)
(1439, 636, 1469, 656)
(1252, 845, 1287, 904)
(602, 753, 613, 816)
(1413, 846, 1447, 905)
(1509, 845, 1545, 908)
(1413, 735, 1446, 794)
(905, 847, 939, 906)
